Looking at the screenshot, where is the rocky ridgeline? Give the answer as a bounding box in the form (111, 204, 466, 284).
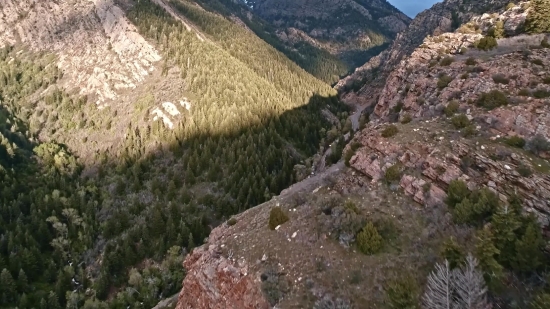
(0, 0, 161, 104)
(337, 0, 513, 105)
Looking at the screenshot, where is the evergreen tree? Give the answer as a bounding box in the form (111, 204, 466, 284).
(47, 291, 61, 309)
(512, 221, 545, 273)
(187, 233, 195, 252)
(491, 206, 521, 267)
(440, 237, 465, 269)
(525, 0, 550, 33)
(17, 269, 28, 293)
(18, 293, 29, 309)
(0, 268, 16, 304)
(474, 228, 503, 287)
(531, 293, 550, 309)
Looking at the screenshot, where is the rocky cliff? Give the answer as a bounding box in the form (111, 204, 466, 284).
(0, 0, 162, 105)
(337, 0, 513, 107)
(244, 0, 411, 67)
(175, 1, 550, 308)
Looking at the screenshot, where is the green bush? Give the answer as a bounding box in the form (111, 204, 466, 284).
(475, 36, 498, 50)
(476, 90, 509, 109)
(506, 2, 516, 10)
(465, 57, 477, 65)
(526, 134, 550, 155)
(401, 113, 412, 124)
(517, 163, 533, 177)
(463, 125, 477, 137)
(531, 58, 544, 66)
(492, 73, 509, 84)
(542, 38, 550, 48)
(525, 0, 550, 34)
(444, 100, 460, 117)
(227, 217, 237, 226)
(488, 21, 505, 39)
(384, 164, 402, 183)
(543, 77, 550, 84)
(503, 136, 526, 148)
(446, 180, 470, 208)
(385, 275, 420, 309)
(382, 125, 399, 138)
(453, 188, 500, 225)
(440, 56, 455, 66)
(533, 89, 550, 98)
(356, 222, 383, 255)
(451, 114, 471, 129)
(437, 74, 453, 89)
(461, 73, 469, 79)
(268, 207, 289, 230)
(518, 88, 530, 96)
(440, 237, 465, 269)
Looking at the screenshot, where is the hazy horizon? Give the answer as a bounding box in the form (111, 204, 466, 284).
(388, 0, 441, 17)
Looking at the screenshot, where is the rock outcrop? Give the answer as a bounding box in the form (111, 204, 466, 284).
(0, 0, 161, 104)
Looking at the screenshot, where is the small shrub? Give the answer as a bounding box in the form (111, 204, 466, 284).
(382, 125, 399, 138)
(531, 58, 544, 66)
(451, 114, 471, 129)
(476, 90, 509, 110)
(471, 66, 486, 73)
(518, 88, 530, 96)
(356, 222, 383, 255)
(459, 47, 468, 54)
(506, 2, 515, 10)
(465, 57, 477, 65)
(475, 36, 498, 50)
(227, 217, 237, 226)
(437, 74, 453, 89)
(446, 180, 470, 207)
(268, 207, 289, 230)
(385, 275, 420, 309)
(463, 125, 477, 137)
(543, 77, 550, 84)
(526, 134, 550, 155)
(440, 56, 454, 66)
(444, 100, 460, 117)
(517, 163, 533, 177)
(417, 97, 426, 105)
(401, 113, 412, 124)
(542, 38, 550, 48)
(384, 164, 402, 183)
(503, 135, 526, 148)
(429, 59, 438, 67)
(487, 20, 505, 39)
(533, 89, 550, 98)
(492, 73, 509, 84)
(392, 102, 404, 113)
(461, 73, 469, 79)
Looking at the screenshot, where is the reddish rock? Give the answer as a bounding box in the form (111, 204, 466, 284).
(176, 246, 269, 309)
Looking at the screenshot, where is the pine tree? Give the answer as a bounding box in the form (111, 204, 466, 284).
(17, 268, 28, 293)
(18, 293, 29, 309)
(531, 293, 550, 309)
(440, 237, 465, 269)
(187, 232, 195, 252)
(512, 221, 544, 273)
(0, 268, 16, 304)
(47, 291, 61, 309)
(525, 0, 550, 33)
(474, 228, 503, 286)
(490, 206, 521, 267)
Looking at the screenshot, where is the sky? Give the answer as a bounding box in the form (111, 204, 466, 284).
(388, 0, 441, 17)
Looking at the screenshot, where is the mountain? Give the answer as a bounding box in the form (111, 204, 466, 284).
(0, 0, 355, 307)
(242, 0, 411, 69)
(175, 1, 550, 308)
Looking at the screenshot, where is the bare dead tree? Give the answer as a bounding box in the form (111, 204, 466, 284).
(423, 260, 454, 309)
(453, 254, 491, 309)
(423, 254, 491, 309)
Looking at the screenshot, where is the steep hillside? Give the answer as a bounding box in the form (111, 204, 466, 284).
(243, 0, 411, 69)
(0, 0, 354, 307)
(337, 0, 513, 107)
(175, 1, 550, 308)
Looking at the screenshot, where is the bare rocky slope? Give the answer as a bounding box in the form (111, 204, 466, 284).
(175, 1, 550, 308)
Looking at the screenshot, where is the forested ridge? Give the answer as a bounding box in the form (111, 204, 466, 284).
(0, 0, 351, 307)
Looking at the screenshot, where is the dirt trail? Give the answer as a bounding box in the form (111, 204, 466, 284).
(281, 161, 344, 196)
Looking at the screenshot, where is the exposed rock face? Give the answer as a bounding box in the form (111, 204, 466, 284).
(337, 0, 512, 106)
(0, 0, 161, 104)
(176, 244, 269, 309)
(243, 0, 410, 65)
(349, 122, 550, 226)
